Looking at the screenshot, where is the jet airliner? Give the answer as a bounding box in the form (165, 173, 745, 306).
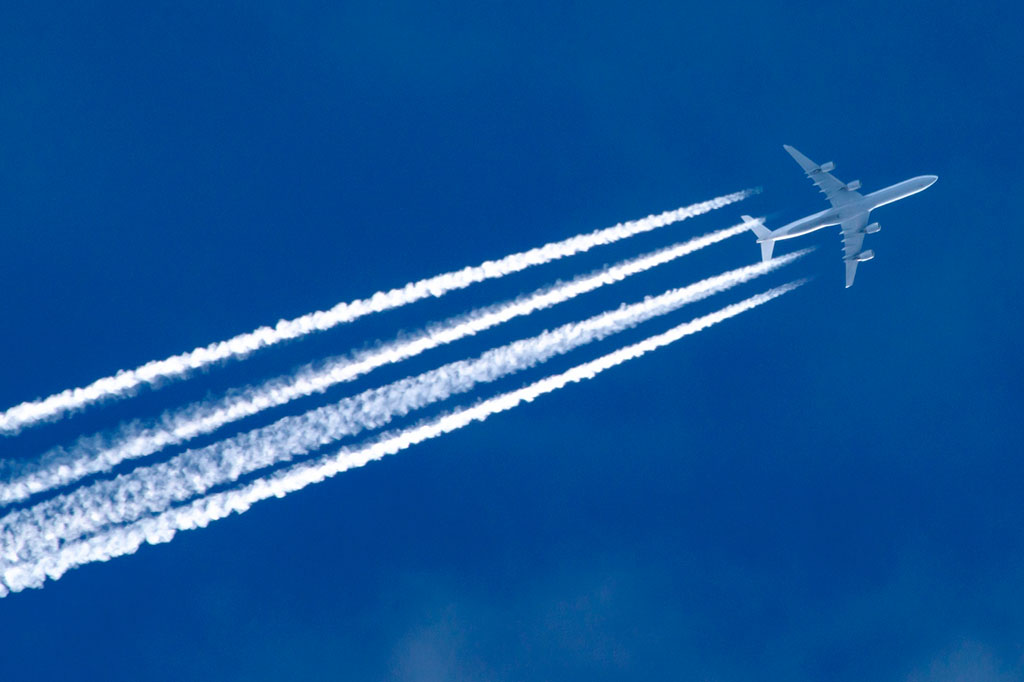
(744, 145, 937, 287)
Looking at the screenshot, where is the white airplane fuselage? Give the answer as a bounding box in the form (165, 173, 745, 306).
(750, 145, 938, 287)
(760, 175, 938, 243)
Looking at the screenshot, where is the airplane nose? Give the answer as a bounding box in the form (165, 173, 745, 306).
(921, 175, 938, 188)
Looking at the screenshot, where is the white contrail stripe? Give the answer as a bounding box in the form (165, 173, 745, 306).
(0, 280, 806, 595)
(0, 222, 752, 505)
(0, 254, 808, 566)
(0, 191, 752, 435)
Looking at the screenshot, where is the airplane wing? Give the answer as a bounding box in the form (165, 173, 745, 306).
(840, 213, 869, 288)
(784, 145, 862, 208)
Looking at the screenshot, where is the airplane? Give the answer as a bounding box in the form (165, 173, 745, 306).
(743, 145, 937, 287)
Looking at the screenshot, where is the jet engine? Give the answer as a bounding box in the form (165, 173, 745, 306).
(846, 179, 861, 191)
(864, 222, 880, 234)
(855, 249, 875, 262)
(819, 161, 835, 172)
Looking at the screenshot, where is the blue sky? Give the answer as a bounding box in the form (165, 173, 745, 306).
(1, 2, 1022, 680)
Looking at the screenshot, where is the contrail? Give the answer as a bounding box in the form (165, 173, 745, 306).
(0, 221, 754, 505)
(0, 255, 808, 566)
(0, 254, 809, 570)
(0, 191, 753, 435)
(0, 280, 805, 597)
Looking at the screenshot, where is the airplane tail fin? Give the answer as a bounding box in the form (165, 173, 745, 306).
(742, 215, 775, 262)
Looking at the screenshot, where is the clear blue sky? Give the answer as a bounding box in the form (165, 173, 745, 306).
(1, 2, 1022, 680)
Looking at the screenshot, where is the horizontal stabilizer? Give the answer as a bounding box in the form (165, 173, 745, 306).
(743, 215, 775, 262)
